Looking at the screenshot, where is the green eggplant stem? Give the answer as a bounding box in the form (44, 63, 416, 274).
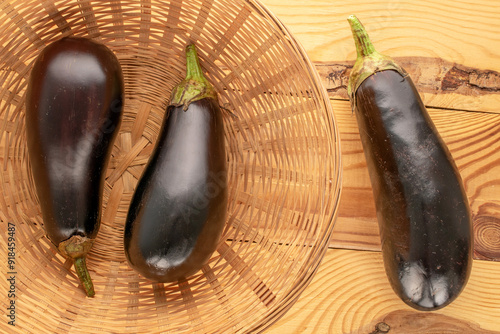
(170, 44, 217, 110)
(74, 257, 95, 297)
(185, 44, 205, 82)
(57, 235, 95, 297)
(347, 15, 376, 58)
(346, 14, 407, 107)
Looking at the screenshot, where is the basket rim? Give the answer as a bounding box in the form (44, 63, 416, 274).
(242, 0, 343, 332)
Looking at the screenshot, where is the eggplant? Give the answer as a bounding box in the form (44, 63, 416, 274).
(347, 15, 472, 311)
(26, 37, 124, 297)
(124, 44, 227, 282)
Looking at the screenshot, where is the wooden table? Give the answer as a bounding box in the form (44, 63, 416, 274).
(261, 1, 500, 333)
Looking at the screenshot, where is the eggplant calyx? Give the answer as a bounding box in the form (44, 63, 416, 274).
(347, 15, 407, 109)
(58, 235, 95, 297)
(170, 44, 217, 110)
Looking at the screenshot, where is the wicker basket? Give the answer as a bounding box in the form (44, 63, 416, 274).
(0, 0, 341, 333)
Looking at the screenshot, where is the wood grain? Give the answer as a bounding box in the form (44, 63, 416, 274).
(315, 58, 500, 113)
(262, 0, 500, 70)
(354, 310, 500, 334)
(267, 249, 500, 334)
(260, 0, 500, 113)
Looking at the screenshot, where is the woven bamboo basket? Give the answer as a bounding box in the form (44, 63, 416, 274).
(0, 0, 341, 333)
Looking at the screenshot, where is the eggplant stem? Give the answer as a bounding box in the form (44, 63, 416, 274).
(347, 15, 376, 58)
(346, 15, 407, 106)
(57, 235, 95, 297)
(74, 257, 95, 297)
(170, 44, 217, 109)
(185, 44, 205, 82)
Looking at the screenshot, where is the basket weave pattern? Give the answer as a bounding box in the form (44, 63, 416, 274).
(0, 0, 341, 332)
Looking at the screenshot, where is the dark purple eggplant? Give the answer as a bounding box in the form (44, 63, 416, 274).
(26, 37, 124, 297)
(347, 15, 472, 311)
(124, 44, 227, 282)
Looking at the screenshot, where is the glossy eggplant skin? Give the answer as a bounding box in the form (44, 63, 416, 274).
(26, 37, 123, 296)
(124, 98, 227, 282)
(347, 15, 472, 311)
(355, 70, 472, 310)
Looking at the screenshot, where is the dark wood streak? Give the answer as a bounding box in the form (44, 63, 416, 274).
(315, 56, 500, 99)
(441, 65, 471, 91)
(442, 65, 500, 92)
(351, 310, 500, 334)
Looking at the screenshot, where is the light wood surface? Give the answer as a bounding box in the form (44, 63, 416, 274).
(262, 0, 500, 332)
(269, 249, 500, 333)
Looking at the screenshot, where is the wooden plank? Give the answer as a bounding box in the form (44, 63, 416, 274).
(331, 99, 500, 260)
(262, 0, 500, 69)
(268, 248, 500, 333)
(260, 0, 500, 112)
